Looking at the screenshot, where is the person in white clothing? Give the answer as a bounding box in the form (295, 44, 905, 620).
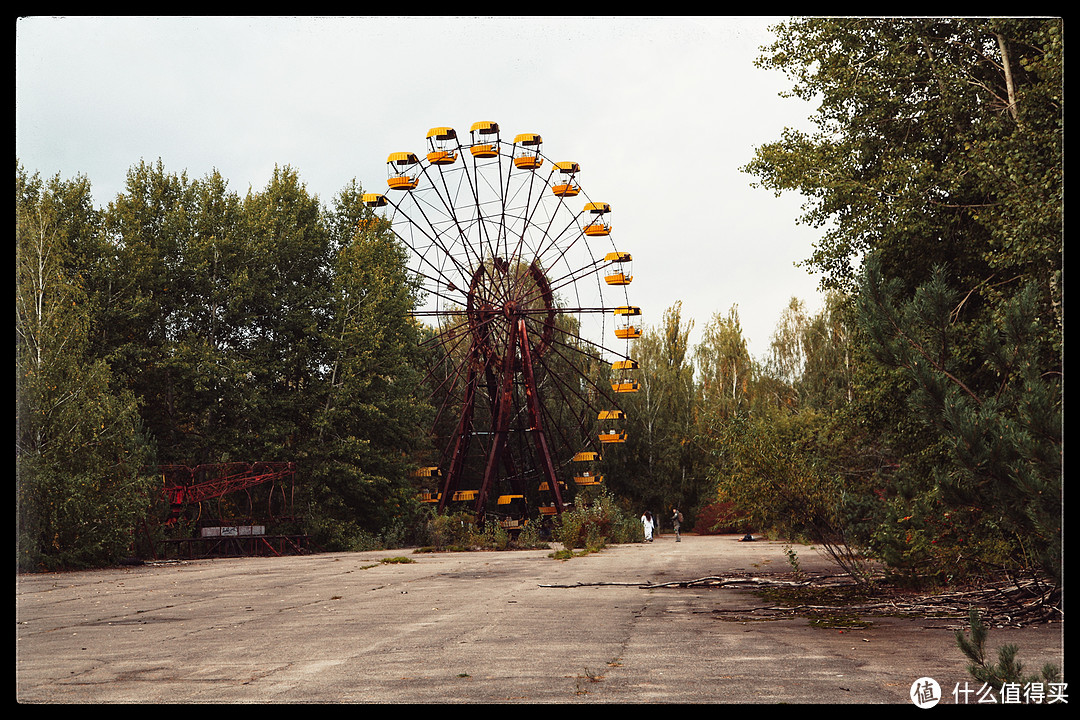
(641, 511, 654, 542)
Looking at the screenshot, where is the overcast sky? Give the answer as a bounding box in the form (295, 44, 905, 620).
(16, 15, 826, 361)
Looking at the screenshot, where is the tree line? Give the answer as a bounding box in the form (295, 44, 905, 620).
(597, 18, 1061, 593)
(17, 18, 1061, 594)
(16, 160, 434, 569)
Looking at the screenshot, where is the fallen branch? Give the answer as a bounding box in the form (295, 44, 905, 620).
(540, 572, 1060, 628)
(539, 572, 843, 590)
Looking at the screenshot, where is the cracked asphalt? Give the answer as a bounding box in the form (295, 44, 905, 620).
(15, 534, 1065, 704)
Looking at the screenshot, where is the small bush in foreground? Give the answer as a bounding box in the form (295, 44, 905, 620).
(554, 492, 638, 552)
(956, 607, 1060, 691)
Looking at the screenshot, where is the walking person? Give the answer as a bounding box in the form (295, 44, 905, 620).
(641, 511, 654, 542)
(671, 507, 682, 542)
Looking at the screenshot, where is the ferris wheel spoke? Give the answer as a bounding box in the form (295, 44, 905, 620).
(536, 331, 625, 411)
(521, 258, 609, 311)
(416, 324, 472, 395)
(529, 376, 582, 466)
(529, 346, 612, 455)
(429, 366, 473, 447)
(431, 166, 509, 285)
(385, 189, 495, 307)
(501, 166, 558, 274)
(390, 199, 475, 290)
(530, 342, 603, 415)
(386, 235, 467, 310)
(539, 314, 632, 366)
(470, 150, 510, 262)
(410, 271, 469, 312)
(455, 150, 501, 264)
(425, 313, 520, 402)
(531, 224, 588, 280)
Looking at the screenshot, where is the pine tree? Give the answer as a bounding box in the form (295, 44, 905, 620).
(955, 607, 1060, 690)
(859, 257, 1061, 585)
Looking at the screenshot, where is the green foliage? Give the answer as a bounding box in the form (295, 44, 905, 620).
(695, 304, 753, 422)
(858, 258, 1061, 584)
(745, 18, 1062, 298)
(416, 511, 484, 551)
(16, 19, 1060, 585)
(16, 164, 158, 570)
(301, 184, 431, 545)
(712, 409, 874, 582)
(603, 302, 708, 518)
(740, 18, 1061, 593)
(783, 544, 804, 579)
(16, 158, 434, 566)
(413, 510, 536, 552)
(553, 492, 638, 552)
(955, 607, 1060, 691)
(512, 518, 550, 550)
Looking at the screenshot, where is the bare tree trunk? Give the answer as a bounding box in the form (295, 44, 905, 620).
(996, 33, 1020, 123)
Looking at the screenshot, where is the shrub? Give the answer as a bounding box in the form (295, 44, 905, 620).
(956, 607, 1061, 691)
(554, 492, 638, 550)
(421, 511, 484, 550)
(513, 518, 550, 549)
(693, 500, 752, 535)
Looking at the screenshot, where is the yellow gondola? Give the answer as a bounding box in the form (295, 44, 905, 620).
(362, 193, 387, 207)
(417, 489, 441, 503)
(614, 306, 642, 340)
(604, 251, 633, 285)
(386, 152, 420, 190)
(551, 161, 581, 197)
(598, 409, 627, 443)
(573, 472, 604, 486)
(426, 126, 458, 165)
(470, 121, 500, 158)
(451, 489, 479, 502)
(611, 358, 640, 393)
(572, 449, 603, 486)
(513, 133, 544, 170)
(538, 480, 567, 493)
(496, 494, 528, 530)
(583, 202, 611, 236)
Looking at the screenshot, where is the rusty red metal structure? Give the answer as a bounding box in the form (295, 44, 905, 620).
(160, 462, 297, 524)
(151, 462, 308, 559)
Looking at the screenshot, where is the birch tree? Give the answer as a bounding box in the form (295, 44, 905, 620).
(16, 165, 154, 570)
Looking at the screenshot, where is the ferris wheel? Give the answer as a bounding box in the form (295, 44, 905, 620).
(363, 122, 641, 524)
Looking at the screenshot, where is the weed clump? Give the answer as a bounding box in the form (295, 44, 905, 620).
(553, 492, 639, 556)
